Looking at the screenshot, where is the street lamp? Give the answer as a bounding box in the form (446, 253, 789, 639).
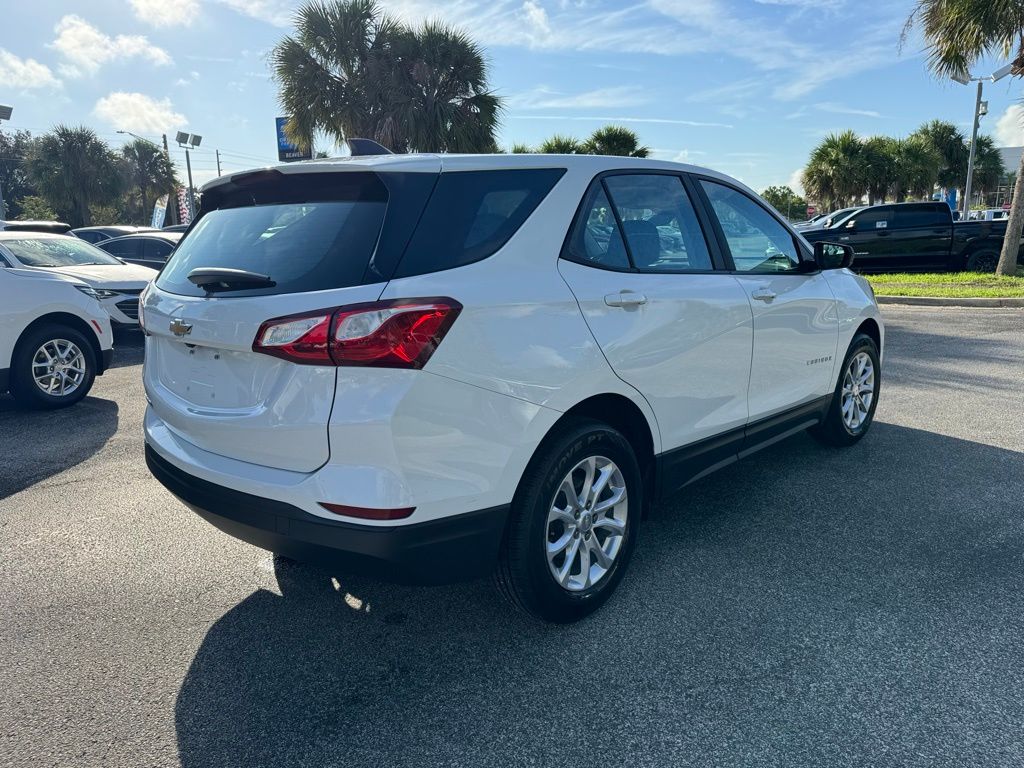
(0, 104, 12, 220)
(175, 131, 202, 221)
(953, 64, 1014, 215)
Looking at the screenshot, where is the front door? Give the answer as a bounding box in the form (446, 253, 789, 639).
(557, 173, 754, 481)
(696, 179, 839, 428)
(834, 205, 894, 271)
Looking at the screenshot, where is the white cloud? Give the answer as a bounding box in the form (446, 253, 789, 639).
(51, 15, 172, 77)
(0, 49, 61, 90)
(508, 85, 648, 110)
(995, 105, 1024, 147)
(93, 92, 187, 134)
(129, 0, 198, 26)
(815, 102, 883, 118)
(215, 0, 293, 26)
(788, 168, 805, 195)
(509, 114, 733, 128)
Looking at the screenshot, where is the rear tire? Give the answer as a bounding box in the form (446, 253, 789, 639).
(11, 324, 97, 410)
(966, 248, 999, 272)
(810, 333, 880, 447)
(495, 418, 641, 623)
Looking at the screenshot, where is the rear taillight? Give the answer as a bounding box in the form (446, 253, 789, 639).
(253, 298, 462, 368)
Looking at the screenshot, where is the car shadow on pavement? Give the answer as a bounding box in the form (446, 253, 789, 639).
(174, 422, 1024, 767)
(0, 396, 119, 499)
(110, 328, 146, 368)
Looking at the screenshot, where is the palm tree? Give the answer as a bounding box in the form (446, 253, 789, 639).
(803, 131, 867, 208)
(910, 120, 968, 197)
(582, 125, 649, 157)
(892, 136, 942, 201)
(24, 125, 122, 227)
(862, 136, 898, 204)
(969, 134, 1007, 204)
(907, 0, 1023, 273)
(271, 0, 502, 154)
(509, 143, 534, 154)
(120, 139, 177, 224)
(538, 135, 583, 154)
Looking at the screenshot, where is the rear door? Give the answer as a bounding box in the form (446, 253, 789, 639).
(143, 166, 439, 472)
(138, 237, 175, 269)
(695, 178, 838, 427)
(558, 172, 754, 480)
(889, 204, 951, 270)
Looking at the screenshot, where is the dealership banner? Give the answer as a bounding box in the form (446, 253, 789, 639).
(276, 117, 312, 162)
(151, 195, 168, 228)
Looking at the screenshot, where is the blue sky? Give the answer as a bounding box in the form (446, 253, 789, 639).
(3, 0, 1023, 193)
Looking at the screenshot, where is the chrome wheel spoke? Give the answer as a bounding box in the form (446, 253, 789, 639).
(545, 453, 628, 592)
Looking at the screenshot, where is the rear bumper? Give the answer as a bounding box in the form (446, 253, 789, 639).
(145, 444, 509, 585)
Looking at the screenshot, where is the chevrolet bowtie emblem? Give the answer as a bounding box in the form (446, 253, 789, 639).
(169, 318, 193, 337)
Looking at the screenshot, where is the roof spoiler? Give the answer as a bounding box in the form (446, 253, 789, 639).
(346, 138, 394, 157)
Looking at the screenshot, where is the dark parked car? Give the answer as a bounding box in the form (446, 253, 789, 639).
(161, 224, 189, 233)
(72, 225, 161, 244)
(0, 220, 71, 234)
(801, 201, 1021, 272)
(96, 232, 181, 269)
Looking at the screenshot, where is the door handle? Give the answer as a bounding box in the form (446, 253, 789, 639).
(604, 291, 647, 308)
(750, 288, 776, 303)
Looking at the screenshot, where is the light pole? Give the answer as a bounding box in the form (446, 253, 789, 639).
(175, 131, 202, 222)
(954, 63, 1013, 216)
(0, 104, 13, 220)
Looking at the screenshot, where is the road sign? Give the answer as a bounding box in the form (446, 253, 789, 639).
(1003, 202, 1011, 211)
(806, 205, 816, 217)
(276, 117, 312, 162)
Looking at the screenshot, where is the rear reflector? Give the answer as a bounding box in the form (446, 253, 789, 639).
(318, 502, 415, 521)
(253, 298, 461, 368)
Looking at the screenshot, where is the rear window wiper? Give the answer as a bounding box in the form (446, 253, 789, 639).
(187, 267, 276, 292)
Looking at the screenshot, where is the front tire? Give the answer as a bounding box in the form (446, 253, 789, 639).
(11, 324, 97, 410)
(495, 419, 641, 623)
(811, 333, 880, 447)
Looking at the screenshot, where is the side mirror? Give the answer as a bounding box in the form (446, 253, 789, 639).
(845, 220, 856, 230)
(814, 241, 855, 270)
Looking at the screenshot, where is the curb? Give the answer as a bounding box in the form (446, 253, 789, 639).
(877, 295, 1024, 308)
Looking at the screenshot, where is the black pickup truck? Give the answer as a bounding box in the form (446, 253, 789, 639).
(800, 201, 1021, 272)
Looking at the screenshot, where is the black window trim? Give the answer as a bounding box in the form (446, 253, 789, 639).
(559, 169, 729, 275)
(688, 172, 815, 275)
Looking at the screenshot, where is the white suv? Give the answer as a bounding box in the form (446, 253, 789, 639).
(1, 264, 113, 408)
(143, 154, 882, 622)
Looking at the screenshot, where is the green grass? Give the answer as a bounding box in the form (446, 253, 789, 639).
(865, 272, 1024, 298)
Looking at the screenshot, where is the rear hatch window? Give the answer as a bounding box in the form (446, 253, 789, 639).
(156, 171, 389, 298)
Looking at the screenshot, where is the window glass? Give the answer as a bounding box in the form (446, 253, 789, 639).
(5, 236, 124, 267)
(394, 168, 565, 278)
(143, 238, 174, 262)
(100, 239, 140, 259)
(894, 205, 947, 229)
(157, 200, 387, 297)
(604, 175, 712, 272)
(563, 185, 630, 269)
(75, 231, 104, 243)
(700, 181, 801, 272)
(850, 207, 893, 232)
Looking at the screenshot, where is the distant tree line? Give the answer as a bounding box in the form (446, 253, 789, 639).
(0, 125, 177, 228)
(803, 120, 1005, 211)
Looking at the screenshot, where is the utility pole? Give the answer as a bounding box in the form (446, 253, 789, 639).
(216, 149, 222, 177)
(162, 133, 178, 226)
(184, 148, 196, 220)
(963, 80, 983, 217)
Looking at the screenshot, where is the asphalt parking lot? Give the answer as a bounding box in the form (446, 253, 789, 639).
(2, 307, 1023, 767)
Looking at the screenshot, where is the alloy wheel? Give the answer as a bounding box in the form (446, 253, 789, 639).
(841, 351, 875, 431)
(32, 339, 87, 397)
(545, 455, 628, 592)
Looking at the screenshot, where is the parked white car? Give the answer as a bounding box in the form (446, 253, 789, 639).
(143, 153, 883, 622)
(1, 264, 113, 408)
(0, 233, 158, 326)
